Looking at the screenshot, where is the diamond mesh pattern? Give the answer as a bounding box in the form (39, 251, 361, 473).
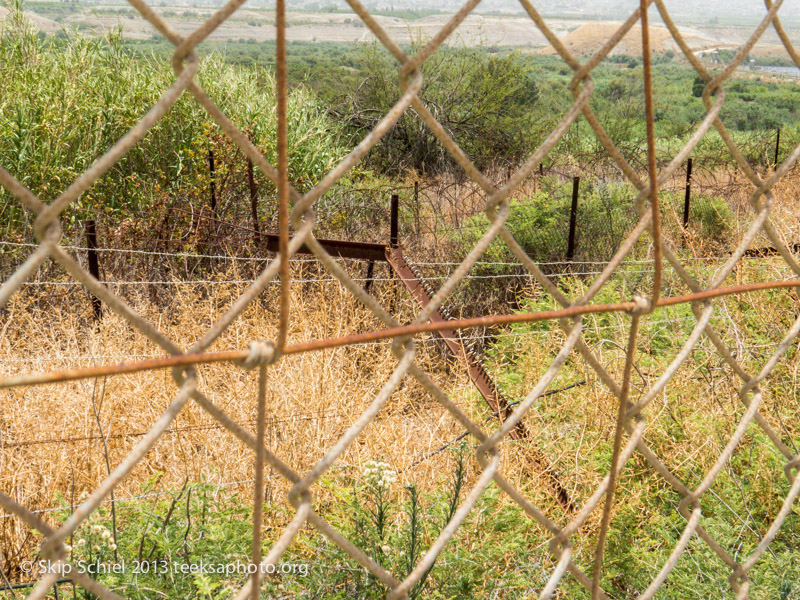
(2, 0, 800, 598)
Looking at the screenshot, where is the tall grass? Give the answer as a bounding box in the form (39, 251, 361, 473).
(0, 4, 346, 238)
(484, 264, 800, 598)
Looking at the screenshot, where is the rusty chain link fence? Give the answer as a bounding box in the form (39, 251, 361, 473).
(3, 0, 800, 598)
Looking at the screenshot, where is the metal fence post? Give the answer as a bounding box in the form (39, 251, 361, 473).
(390, 193, 399, 248)
(413, 181, 420, 237)
(247, 159, 260, 243)
(85, 220, 102, 321)
(208, 148, 217, 218)
(774, 127, 781, 169)
(567, 176, 580, 261)
(363, 260, 375, 293)
(683, 158, 693, 229)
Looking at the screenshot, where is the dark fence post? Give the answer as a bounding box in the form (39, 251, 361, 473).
(774, 127, 781, 169)
(85, 220, 102, 321)
(390, 193, 399, 248)
(363, 260, 375, 293)
(413, 181, 420, 237)
(683, 158, 693, 228)
(208, 148, 217, 218)
(536, 163, 543, 193)
(247, 159, 260, 243)
(566, 176, 579, 261)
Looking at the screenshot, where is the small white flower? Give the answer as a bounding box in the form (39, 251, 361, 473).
(77, 539, 86, 546)
(92, 545, 100, 552)
(92, 525, 103, 533)
(64, 544, 72, 553)
(109, 543, 117, 551)
(101, 530, 111, 539)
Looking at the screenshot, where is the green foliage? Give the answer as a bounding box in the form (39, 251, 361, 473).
(19, 450, 567, 600)
(0, 16, 346, 236)
(483, 273, 800, 599)
(693, 74, 706, 98)
(37, 477, 259, 600)
(452, 178, 639, 268)
(339, 41, 544, 173)
(287, 446, 558, 599)
(292, 454, 467, 598)
(607, 53, 639, 68)
(683, 193, 734, 245)
(451, 178, 732, 275)
(91, 37, 800, 175)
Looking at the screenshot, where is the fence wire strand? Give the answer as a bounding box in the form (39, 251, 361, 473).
(3, 0, 800, 598)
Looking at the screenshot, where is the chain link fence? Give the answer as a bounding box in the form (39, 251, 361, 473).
(2, 0, 800, 598)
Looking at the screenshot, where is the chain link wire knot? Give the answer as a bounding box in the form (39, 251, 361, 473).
(627, 294, 651, 315)
(238, 341, 277, 370)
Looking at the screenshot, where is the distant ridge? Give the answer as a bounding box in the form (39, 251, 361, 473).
(539, 21, 718, 56)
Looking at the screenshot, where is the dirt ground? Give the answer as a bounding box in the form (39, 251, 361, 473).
(5, 4, 800, 53)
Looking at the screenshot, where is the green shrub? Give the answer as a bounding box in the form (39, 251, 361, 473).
(0, 9, 346, 238)
(451, 177, 639, 269)
(451, 177, 733, 272)
(339, 41, 545, 174)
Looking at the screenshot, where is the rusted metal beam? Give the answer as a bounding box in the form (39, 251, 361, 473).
(385, 245, 574, 511)
(390, 193, 399, 248)
(262, 234, 388, 262)
(386, 246, 522, 436)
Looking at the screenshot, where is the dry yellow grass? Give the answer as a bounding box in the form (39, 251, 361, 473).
(4, 255, 797, 573)
(0, 265, 499, 566)
(0, 257, 630, 572)
(3, 170, 800, 587)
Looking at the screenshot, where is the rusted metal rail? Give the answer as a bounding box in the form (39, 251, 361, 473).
(385, 245, 574, 511)
(265, 234, 388, 262)
(386, 246, 521, 435)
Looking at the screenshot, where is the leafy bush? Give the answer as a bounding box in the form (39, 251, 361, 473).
(338, 40, 545, 174)
(35, 478, 259, 600)
(289, 447, 560, 599)
(451, 178, 639, 269)
(451, 177, 733, 272)
(0, 9, 346, 238)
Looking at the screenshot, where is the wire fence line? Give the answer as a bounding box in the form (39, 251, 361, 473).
(4, 240, 796, 266)
(3, 0, 800, 599)
(3, 165, 795, 278)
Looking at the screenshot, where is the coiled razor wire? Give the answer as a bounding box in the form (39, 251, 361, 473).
(3, 0, 800, 598)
